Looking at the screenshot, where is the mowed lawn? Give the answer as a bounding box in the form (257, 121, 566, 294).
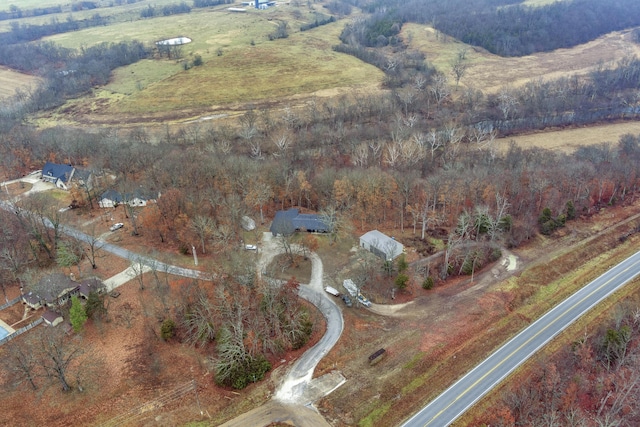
(45, 7, 383, 115)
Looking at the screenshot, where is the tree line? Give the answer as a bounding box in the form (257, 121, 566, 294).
(338, 0, 640, 57)
(0, 5, 62, 21)
(0, 14, 109, 45)
(0, 40, 150, 114)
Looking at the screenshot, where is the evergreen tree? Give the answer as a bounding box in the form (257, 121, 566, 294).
(69, 296, 87, 333)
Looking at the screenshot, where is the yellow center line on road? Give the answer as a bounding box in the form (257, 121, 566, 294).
(422, 259, 640, 427)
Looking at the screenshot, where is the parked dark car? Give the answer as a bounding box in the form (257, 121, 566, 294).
(341, 294, 352, 308)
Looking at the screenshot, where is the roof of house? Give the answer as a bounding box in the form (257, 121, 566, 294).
(42, 310, 63, 323)
(360, 230, 404, 259)
(78, 278, 104, 298)
(73, 168, 92, 183)
(270, 209, 329, 235)
(22, 291, 41, 306)
(100, 188, 156, 203)
(42, 162, 74, 182)
(30, 273, 78, 304)
(99, 189, 123, 203)
(127, 187, 156, 201)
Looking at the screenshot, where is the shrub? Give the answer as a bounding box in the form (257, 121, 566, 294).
(422, 276, 434, 290)
(85, 291, 107, 320)
(565, 200, 576, 220)
(397, 254, 408, 273)
(395, 273, 409, 290)
(217, 353, 272, 390)
(291, 311, 313, 350)
(161, 318, 176, 341)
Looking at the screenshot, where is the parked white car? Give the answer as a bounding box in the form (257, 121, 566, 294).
(357, 294, 372, 307)
(244, 244, 257, 251)
(109, 223, 124, 231)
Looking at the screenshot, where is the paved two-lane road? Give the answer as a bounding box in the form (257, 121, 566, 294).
(402, 250, 640, 427)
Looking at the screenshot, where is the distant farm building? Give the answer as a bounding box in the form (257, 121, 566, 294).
(270, 208, 329, 236)
(155, 36, 191, 46)
(241, 0, 276, 8)
(359, 230, 404, 261)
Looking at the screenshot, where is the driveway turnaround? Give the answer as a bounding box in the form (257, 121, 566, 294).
(221, 233, 345, 427)
(401, 250, 640, 427)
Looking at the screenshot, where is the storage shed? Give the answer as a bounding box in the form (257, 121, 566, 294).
(359, 230, 404, 261)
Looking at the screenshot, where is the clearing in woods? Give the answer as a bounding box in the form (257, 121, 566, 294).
(497, 121, 640, 152)
(0, 67, 40, 100)
(402, 23, 640, 94)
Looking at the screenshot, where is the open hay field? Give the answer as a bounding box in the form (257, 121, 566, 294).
(402, 23, 640, 94)
(497, 121, 640, 153)
(39, 6, 382, 123)
(0, 0, 185, 31)
(0, 0, 66, 10)
(0, 66, 40, 99)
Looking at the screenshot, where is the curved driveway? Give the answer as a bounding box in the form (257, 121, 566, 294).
(258, 233, 344, 404)
(402, 250, 640, 427)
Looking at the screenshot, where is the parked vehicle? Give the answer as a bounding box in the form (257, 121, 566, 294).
(357, 294, 372, 307)
(341, 294, 352, 308)
(244, 244, 257, 250)
(109, 223, 124, 231)
(325, 286, 340, 297)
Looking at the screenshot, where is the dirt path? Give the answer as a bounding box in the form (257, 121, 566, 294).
(219, 400, 331, 427)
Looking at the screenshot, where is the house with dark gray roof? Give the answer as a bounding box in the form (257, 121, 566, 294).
(98, 189, 123, 208)
(98, 188, 157, 208)
(72, 168, 94, 189)
(22, 273, 79, 310)
(77, 278, 105, 299)
(270, 208, 329, 236)
(42, 162, 75, 190)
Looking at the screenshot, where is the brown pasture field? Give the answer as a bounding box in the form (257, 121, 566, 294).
(0, 66, 40, 99)
(402, 24, 640, 94)
(497, 121, 640, 152)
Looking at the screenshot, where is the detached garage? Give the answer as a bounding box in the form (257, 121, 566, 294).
(42, 310, 63, 327)
(360, 230, 404, 261)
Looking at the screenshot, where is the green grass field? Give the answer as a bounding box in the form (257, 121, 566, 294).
(38, 5, 382, 117)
